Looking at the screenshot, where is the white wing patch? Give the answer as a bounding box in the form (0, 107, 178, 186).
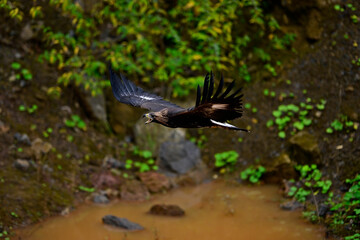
(139, 95, 155, 100)
(210, 119, 237, 128)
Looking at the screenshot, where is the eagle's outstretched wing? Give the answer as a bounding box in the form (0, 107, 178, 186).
(167, 72, 247, 131)
(109, 68, 184, 112)
(188, 72, 244, 122)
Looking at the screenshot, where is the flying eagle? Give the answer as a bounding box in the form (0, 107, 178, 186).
(109, 68, 248, 131)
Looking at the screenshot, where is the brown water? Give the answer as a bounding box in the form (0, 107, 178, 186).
(18, 181, 324, 240)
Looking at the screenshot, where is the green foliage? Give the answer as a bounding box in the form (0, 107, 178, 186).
(66, 135, 74, 142)
(2, 0, 296, 96)
(288, 164, 332, 203)
(10, 211, 18, 218)
(0, 229, 10, 239)
(278, 131, 286, 139)
(0, 0, 23, 21)
(11, 62, 33, 80)
(19, 104, 38, 114)
(267, 98, 326, 139)
(288, 186, 311, 202)
(42, 127, 53, 138)
(124, 158, 158, 173)
(302, 210, 318, 223)
(334, 2, 358, 24)
(78, 185, 95, 193)
(328, 174, 360, 236)
(353, 57, 360, 66)
(64, 115, 86, 131)
(334, 4, 344, 12)
(345, 233, 360, 240)
(126, 147, 158, 172)
(326, 115, 357, 134)
(190, 133, 207, 148)
(214, 150, 239, 168)
(240, 165, 266, 183)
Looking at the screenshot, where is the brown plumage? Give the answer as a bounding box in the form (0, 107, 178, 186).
(109, 68, 248, 131)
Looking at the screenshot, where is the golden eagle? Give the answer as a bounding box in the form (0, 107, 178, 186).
(109, 68, 248, 131)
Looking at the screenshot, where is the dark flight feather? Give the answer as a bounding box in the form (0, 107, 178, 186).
(109, 67, 183, 112)
(219, 80, 235, 99)
(201, 73, 209, 104)
(212, 74, 224, 99)
(207, 71, 214, 102)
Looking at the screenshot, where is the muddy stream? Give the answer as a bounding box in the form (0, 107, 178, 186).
(18, 181, 324, 240)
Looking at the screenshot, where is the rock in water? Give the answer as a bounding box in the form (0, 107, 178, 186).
(93, 194, 109, 204)
(149, 204, 185, 217)
(102, 215, 144, 231)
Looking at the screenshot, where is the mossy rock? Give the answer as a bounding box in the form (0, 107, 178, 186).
(289, 131, 320, 165)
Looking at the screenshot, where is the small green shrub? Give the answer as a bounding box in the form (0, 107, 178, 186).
(266, 98, 326, 139)
(65, 115, 86, 131)
(11, 62, 33, 80)
(126, 148, 158, 172)
(326, 115, 357, 134)
(240, 165, 266, 183)
(288, 164, 332, 203)
(19, 104, 38, 114)
(2, 0, 296, 96)
(214, 150, 239, 173)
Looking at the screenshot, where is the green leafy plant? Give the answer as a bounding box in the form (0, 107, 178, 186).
(65, 115, 86, 131)
(345, 233, 360, 240)
(0, 229, 11, 240)
(78, 185, 95, 193)
(124, 158, 158, 173)
(240, 165, 266, 183)
(126, 147, 158, 172)
(330, 174, 360, 231)
(267, 98, 326, 139)
(326, 115, 357, 134)
(11, 62, 33, 80)
(4, 0, 296, 97)
(302, 210, 318, 223)
(42, 127, 53, 138)
(214, 150, 239, 173)
(19, 104, 38, 114)
(0, 0, 23, 21)
(288, 164, 332, 203)
(10, 211, 18, 218)
(190, 133, 207, 148)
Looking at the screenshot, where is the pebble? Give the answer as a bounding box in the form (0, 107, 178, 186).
(14, 133, 31, 146)
(14, 159, 30, 171)
(103, 156, 125, 169)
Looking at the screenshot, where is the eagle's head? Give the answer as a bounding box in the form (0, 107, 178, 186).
(143, 110, 169, 125)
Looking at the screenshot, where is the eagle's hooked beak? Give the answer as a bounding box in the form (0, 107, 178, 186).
(143, 113, 153, 124)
